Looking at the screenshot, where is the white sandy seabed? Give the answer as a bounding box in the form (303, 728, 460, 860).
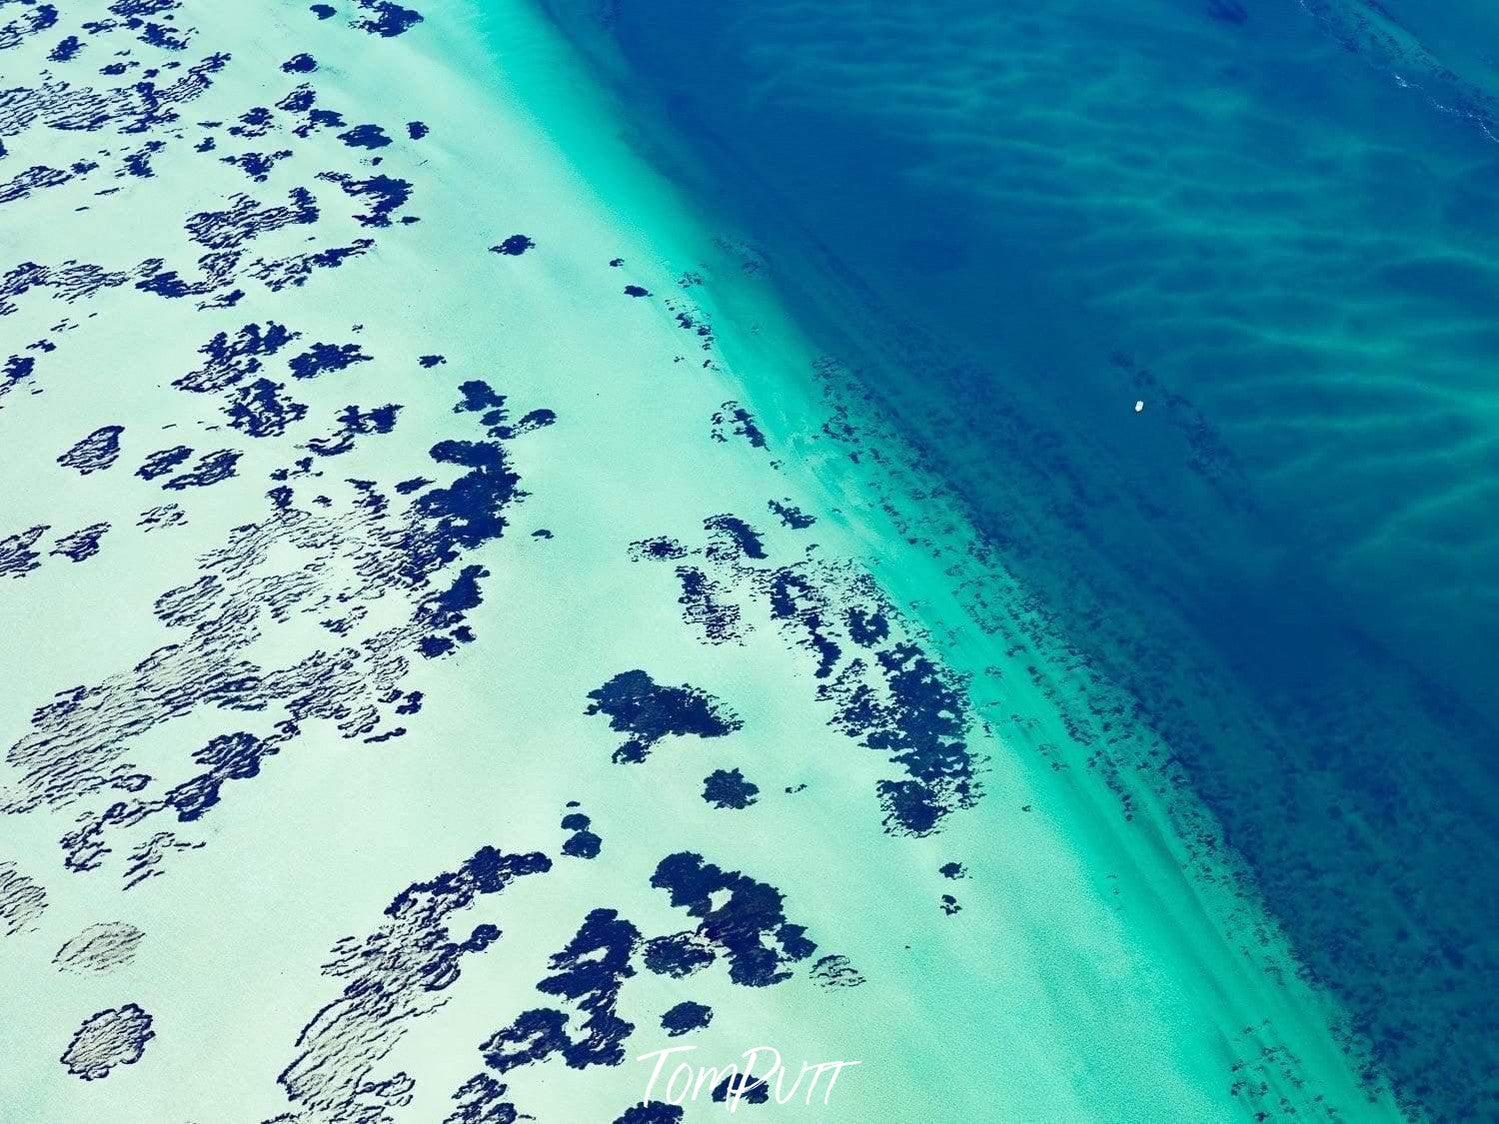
(0, 2, 1408, 1121)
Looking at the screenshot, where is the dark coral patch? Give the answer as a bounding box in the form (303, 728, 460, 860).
(53, 922, 144, 975)
(845, 605, 890, 647)
(650, 852, 817, 987)
(60, 1004, 154, 1081)
(560, 811, 601, 859)
(479, 909, 639, 1073)
(136, 445, 193, 480)
(613, 1105, 684, 1124)
(810, 954, 865, 989)
(562, 831, 601, 859)
(49, 35, 83, 62)
(710, 401, 766, 448)
(825, 643, 980, 836)
(702, 767, 759, 810)
(454, 379, 505, 415)
(288, 341, 371, 379)
(278, 847, 550, 1114)
(220, 149, 294, 182)
(712, 1073, 771, 1106)
(639, 931, 715, 979)
(338, 124, 392, 150)
(704, 514, 767, 560)
(660, 1001, 712, 1037)
(351, 0, 422, 36)
(446, 1073, 519, 1123)
(57, 425, 124, 474)
(317, 171, 412, 227)
(0, 527, 46, 580)
(628, 536, 687, 561)
(171, 732, 276, 822)
(224, 378, 307, 437)
(675, 565, 746, 646)
(768, 498, 815, 529)
(0, 861, 47, 934)
(584, 670, 741, 764)
(51, 523, 109, 563)
(176, 322, 299, 393)
(490, 235, 534, 256)
(160, 449, 240, 490)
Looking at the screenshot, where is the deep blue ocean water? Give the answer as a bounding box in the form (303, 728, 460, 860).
(539, 0, 1499, 1115)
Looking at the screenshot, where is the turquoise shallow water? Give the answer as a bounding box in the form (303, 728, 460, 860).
(0, 0, 1490, 1119)
(532, 0, 1499, 1116)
